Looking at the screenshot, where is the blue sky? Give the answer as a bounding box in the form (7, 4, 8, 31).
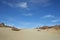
(0, 0, 60, 28)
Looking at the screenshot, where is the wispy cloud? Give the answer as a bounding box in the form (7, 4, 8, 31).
(1, 0, 52, 9)
(41, 14, 60, 23)
(2, 1, 14, 7)
(41, 15, 60, 19)
(51, 19, 60, 22)
(22, 13, 33, 16)
(42, 15, 55, 18)
(30, 0, 50, 3)
(29, 0, 52, 7)
(16, 2, 28, 8)
(2, 1, 28, 8)
(2, 0, 52, 8)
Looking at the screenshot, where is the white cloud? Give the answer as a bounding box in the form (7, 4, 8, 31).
(29, 0, 51, 7)
(30, 0, 49, 3)
(42, 15, 55, 18)
(22, 13, 32, 16)
(52, 20, 60, 22)
(16, 2, 28, 8)
(7, 3, 14, 7)
(2, 1, 13, 7)
(2, 0, 52, 8)
(41, 15, 60, 19)
(2, 1, 28, 8)
(41, 15, 60, 23)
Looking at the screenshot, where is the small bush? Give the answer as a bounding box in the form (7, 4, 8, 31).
(11, 27, 21, 31)
(37, 29, 40, 31)
(40, 26, 48, 29)
(53, 26, 60, 30)
(0, 23, 5, 27)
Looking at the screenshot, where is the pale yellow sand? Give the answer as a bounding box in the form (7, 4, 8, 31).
(0, 27, 60, 40)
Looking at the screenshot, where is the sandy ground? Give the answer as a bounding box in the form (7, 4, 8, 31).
(0, 27, 60, 40)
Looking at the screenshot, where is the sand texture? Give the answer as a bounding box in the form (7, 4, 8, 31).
(0, 27, 60, 40)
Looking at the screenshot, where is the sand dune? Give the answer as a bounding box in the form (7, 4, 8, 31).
(0, 27, 60, 40)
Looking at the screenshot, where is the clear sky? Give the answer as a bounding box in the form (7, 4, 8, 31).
(0, 0, 60, 28)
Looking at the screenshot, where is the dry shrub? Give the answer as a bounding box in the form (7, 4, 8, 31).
(53, 26, 60, 30)
(37, 29, 41, 31)
(48, 27, 53, 29)
(11, 27, 21, 31)
(0, 25, 3, 27)
(0, 23, 5, 27)
(36, 25, 60, 31)
(40, 26, 48, 30)
(51, 25, 60, 30)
